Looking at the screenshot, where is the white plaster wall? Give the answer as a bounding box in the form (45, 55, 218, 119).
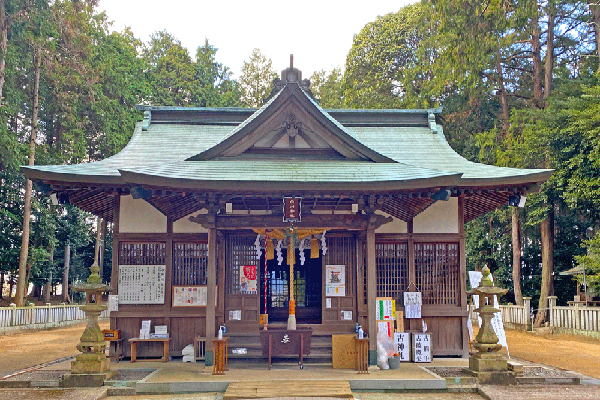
(413, 197, 459, 233)
(375, 210, 408, 234)
(119, 195, 167, 233)
(173, 209, 209, 233)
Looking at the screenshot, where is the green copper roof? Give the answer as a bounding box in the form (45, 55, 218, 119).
(21, 82, 552, 189)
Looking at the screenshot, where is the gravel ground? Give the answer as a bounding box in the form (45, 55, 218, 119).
(1, 370, 69, 381)
(523, 366, 578, 378)
(425, 367, 473, 378)
(479, 384, 600, 400)
(107, 369, 156, 382)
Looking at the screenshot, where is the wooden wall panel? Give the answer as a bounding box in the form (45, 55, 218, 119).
(421, 316, 464, 356)
(322, 234, 356, 324)
(170, 317, 205, 356)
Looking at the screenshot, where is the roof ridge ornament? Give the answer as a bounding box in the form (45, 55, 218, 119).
(265, 54, 313, 104)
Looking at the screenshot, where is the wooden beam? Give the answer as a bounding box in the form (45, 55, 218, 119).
(189, 213, 371, 230)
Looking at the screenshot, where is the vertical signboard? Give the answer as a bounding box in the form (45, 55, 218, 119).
(283, 197, 302, 222)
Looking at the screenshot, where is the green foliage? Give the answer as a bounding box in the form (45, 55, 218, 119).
(343, 3, 431, 109)
(576, 231, 600, 294)
(309, 68, 344, 109)
(143, 33, 240, 108)
(239, 48, 277, 107)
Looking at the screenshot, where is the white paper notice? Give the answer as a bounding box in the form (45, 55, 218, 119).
(108, 295, 118, 312)
(325, 265, 345, 296)
(404, 292, 422, 319)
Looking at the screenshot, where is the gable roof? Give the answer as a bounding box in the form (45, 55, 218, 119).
(185, 83, 395, 163)
(20, 66, 553, 222)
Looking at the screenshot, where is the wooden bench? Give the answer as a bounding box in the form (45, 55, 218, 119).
(129, 337, 171, 362)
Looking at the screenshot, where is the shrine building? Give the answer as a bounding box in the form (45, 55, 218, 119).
(22, 63, 552, 365)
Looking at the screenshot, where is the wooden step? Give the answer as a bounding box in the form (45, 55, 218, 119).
(224, 380, 353, 399)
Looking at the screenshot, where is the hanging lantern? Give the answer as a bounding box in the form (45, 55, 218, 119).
(310, 235, 319, 258)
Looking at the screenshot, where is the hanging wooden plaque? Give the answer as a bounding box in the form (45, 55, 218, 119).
(283, 197, 301, 222)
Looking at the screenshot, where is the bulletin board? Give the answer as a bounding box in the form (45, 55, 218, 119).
(172, 285, 218, 307)
(118, 265, 166, 304)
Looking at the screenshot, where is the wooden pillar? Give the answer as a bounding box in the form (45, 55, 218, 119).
(407, 218, 418, 331)
(206, 213, 218, 365)
(366, 225, 377, 365)
(110, 195, 120, 331)
(99, 218, 107, 281)
(458, 197, 469, 357)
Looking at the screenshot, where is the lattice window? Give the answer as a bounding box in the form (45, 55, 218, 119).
(324, 236, 356, 296)
(415, 243, 460, 305)
(119, 242, 166, 265)
(376, 242, 408, 301)
(172, 242, 208, 286)
(227, 235, 258, 295)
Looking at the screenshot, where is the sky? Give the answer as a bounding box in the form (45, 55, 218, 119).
(96, 0, 414, 79)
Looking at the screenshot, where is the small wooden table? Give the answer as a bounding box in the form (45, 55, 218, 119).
(129, 338, 171, 363)
(105, 338, 124, 363)
(212, 337, 229, 375)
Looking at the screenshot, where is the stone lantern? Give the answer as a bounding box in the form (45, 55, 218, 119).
(466, 266, 515, 384)
(62, 262, 114, 387)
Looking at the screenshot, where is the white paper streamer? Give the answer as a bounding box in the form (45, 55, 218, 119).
(299, 238, 306, 266)
(276, 239, 283, 265)
(254, 234, 262, 260)
(320, 231, 328, 255)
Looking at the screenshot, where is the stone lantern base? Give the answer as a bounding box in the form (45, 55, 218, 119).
(468, 352, 515, 384)
(60, 353, 115, 387)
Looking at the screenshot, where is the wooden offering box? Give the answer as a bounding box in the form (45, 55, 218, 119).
(259, 327, 312, 369)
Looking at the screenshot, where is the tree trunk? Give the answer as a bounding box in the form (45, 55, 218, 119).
(15, 45, 42, 307)
(0, 271, 3, 299)
(62, 242, 71, 303)
(534, 212, 554, 327)
(530, 15, 543, 107)
(512, 208, 523, 305)
(0, 0, 7, 102)
(589, 0, 600, 73)
(495, 52, 510, 134)
(44, 246, 54, 303)
(543, 5, 555, 100)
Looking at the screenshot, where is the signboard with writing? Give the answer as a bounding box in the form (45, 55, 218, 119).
(283, 197, 301, 222)
(412, 333, 432, 362)
(172, 285, 218, 307)
(118, 265, 165, 304)
(376, 297, 396, 320)
(393, 332, 411, 362)
(403, 292, 422, 319)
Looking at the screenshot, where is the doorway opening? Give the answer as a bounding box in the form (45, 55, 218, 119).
(259, 248, 322, 324)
